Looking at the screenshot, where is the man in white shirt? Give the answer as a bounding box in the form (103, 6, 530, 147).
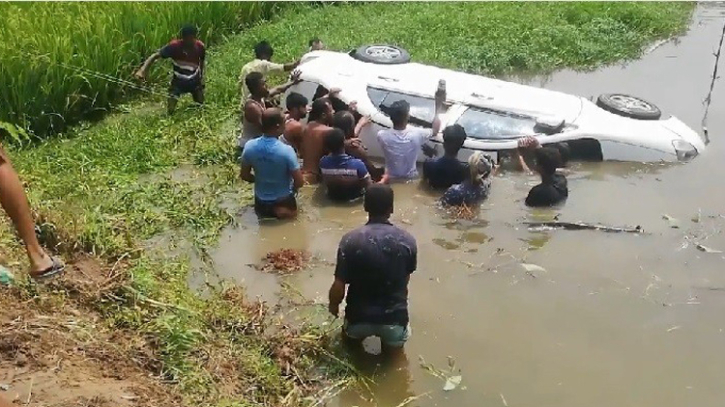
(239, 41, 299, 102)
(376, 96, 442, 183)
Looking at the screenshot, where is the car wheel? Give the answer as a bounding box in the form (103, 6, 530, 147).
(596, 94, 661, 120)
(351, 44, 411, 64)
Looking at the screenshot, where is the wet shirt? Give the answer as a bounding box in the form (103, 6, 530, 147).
(241, 136, 299, 202)
(319, 154, 370, 201)
(525, 173, 568, 207)
(442, 180, 491, 207)
(422, 156, 469, 189)
(159, 39, 205, 82)
(376, 128, 431, 179)
(335, 220, 417, 325)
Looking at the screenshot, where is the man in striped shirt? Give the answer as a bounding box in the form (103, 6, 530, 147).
(135, 25, 206, 115)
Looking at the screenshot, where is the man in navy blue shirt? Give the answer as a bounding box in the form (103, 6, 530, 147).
(320, 129, 371, 202)
(422, 124, 469, 189)
(328, 184, 417, 352)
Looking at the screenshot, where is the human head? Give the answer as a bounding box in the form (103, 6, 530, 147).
(254, 40, 274, 60)
(389, 100, 410, 129)
(285, 92, 309, 120)
(245, 72, 268, 97)
(364, 184, 394, 219)
(323, 128, 346, 154)
(442, 124, 467, 156)
(332, 111, 355, 138)
(309, 38, 324, 51)
(180, 25, 198, 47)
(534, 147, 563, 177)
(261, 108, 285, 136)
(308, 98, 333, 124)
(468, 152, 493, 183)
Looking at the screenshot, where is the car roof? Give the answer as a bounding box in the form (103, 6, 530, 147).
(298, 50, 583, 122)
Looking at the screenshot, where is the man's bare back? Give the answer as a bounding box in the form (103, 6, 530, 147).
(283, 117, 306, 154)
(300, 121, 332, 184)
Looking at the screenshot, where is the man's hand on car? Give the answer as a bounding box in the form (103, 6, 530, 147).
(422, 143, 437, 158)
(517, 135, 540, 150)
(290, 69, 302, 84)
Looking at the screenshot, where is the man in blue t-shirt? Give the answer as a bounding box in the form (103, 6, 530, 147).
(422, 124, 469, 190)
(320, 128, 371, 202)
(240, 108, 304, 219)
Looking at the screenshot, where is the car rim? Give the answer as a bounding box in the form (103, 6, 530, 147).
(365, 45, 402, 60)
(609, 94, 655, 112)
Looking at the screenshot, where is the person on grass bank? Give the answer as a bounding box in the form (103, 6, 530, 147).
(239, 40, 300, 102)
(0, 144, 64, 279)
(240, 108, 303, 220)
(319, 128, 372, 202)
(328, 184, 416, 353)
(135, 25, 206, 115)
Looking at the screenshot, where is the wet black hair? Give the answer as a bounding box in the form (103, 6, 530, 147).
(364, 184, 394, 217)
(332, 111, 355, 137)
(324, 128, 346, 154)
(308, 98, 330, 122)
(388, 100, 410, 127)
(254, 40, 274, 59)
(535, 147, 563, 176)
(261, 108, 284, 133)
(309, 37, 321, 47)
(442, 124, 467, 155)
(285, 92, 308, 110)
(180, 25, 198, 38)
(245, 72, 264, 94)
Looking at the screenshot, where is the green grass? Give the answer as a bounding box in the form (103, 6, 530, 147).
(0, 2, 695, 406)
(0, 2, 285, 138)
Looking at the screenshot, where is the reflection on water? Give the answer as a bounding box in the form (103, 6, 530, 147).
(208, 5, 725, 407)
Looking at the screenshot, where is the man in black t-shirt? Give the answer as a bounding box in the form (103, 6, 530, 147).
(422, 124, 469, 189)
(328, 185, 416, 351)
(525, 147, 568, 207)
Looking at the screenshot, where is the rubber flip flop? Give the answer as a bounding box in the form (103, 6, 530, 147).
(31, 257, 65, 280)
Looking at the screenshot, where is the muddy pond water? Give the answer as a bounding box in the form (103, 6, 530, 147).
(208, 5, 725, 406)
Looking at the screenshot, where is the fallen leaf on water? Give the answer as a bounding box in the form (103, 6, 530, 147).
(521, 263, 546, 273)
(662, 214, 680, 228)
(667, 325, 681, 333)
(443, 375, 462, 391)
(696, 244, 722, 254)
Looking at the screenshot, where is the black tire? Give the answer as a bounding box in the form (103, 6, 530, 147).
(351, 44, 411, 65)
(596, 93, 661, 120)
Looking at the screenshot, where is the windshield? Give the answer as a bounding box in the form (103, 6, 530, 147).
(366, 87, 436, 127)
(456, 107, 536, 140)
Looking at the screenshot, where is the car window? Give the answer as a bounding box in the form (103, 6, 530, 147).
(456, 107, 536, 140)
(366, 87, 436, 127)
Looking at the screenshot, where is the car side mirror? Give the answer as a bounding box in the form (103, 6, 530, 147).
(534, 117, 565, 135)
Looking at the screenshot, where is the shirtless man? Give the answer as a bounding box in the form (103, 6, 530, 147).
(239, 70, 301, 150)
(300, 98, 334, 184)
(281, 92, 309, 154)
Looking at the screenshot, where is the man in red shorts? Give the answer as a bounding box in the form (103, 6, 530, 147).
(135, 25, 206, 115)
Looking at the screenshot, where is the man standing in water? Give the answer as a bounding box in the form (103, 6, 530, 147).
(300, 98, 335, 184)
(240, 71, 301, 150)
(0, 143, 64, 278)
(280, 92, 309, 153)
(422, 124, 469, 189)
(135, 25, 206, 115)
(239, 41, 299, 102)
(328, 184, 416, 352)
(240, 108, 303, 220)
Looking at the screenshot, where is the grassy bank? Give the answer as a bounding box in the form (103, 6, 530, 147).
(0, 2, 695, 406)
(0, 2, 284, 138)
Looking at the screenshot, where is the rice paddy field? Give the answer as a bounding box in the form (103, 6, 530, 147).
(0, 2, 697, 407)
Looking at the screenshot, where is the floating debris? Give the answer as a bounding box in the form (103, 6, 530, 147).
(443, 375, 462, 391)
(525, 221, 642, 234)
(662, 214, 680, 229)
(521, 263, 546, 274)
(696, 244, 722, 254)
(445, 204, 477, 221)
(255, 249, 310, 274)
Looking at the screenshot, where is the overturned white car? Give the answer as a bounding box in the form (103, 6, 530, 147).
(284, 44, 705, 163)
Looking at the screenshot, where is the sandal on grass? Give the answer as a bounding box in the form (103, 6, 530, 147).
(31, 256, 65, 280)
